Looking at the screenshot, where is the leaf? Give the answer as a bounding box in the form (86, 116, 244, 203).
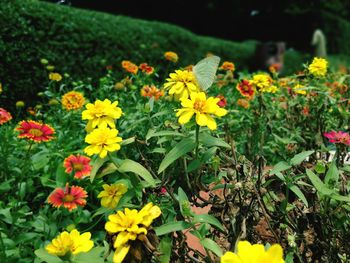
(158, 236, 172, 263)
(146, 129, 185, 141)
(306, 169, 333, 196)
(324, 161, 339, 187)
(73, 247, 105, 263)
(97, 163, 118, 179)
(31, 150, 50, 170)
(193, 214, 224, 232)
(90, 157, 108, 183)
(269, 161, 291, 175)
(118, 159, 157, 187)
(55, 165, 68, 187)
(120, 137, 135, 146)
(158, 138, 196, 174)
(289, 185, 308, 207)
(34, 248, 63, 263)
(154, 221, 192, 236)
(178, 187, 193, 217)
(290, 150, 314, 166)
(199, 133, 230, 149)
(200, 238, 223, 257)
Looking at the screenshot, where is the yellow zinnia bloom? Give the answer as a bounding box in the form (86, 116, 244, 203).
(61, 91, 85, 110)
(164, 51, 179, 62)
(163, 70, 200, 100)
(176, 92, 227, 130)
(98, 183, 127, 209)
(308, 57, 328, 77)
(82, 99, 122, 132)
(250, 74, 278, 93)
(105, 203, 161, 263)
(293, 84, 307, 95)
(49, 72, 62, 81)
(46, 229, 93, 257)
(221, 241, 285, 263)
(84, 127, 122, 158)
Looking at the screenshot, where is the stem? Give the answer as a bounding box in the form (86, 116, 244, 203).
(195, 125, 200, 159)
(18, 141, 34, 201)
(0, 231, 7, 261)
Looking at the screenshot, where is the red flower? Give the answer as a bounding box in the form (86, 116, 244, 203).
(0, 108, 12, 125)
(63, 154, 92, 179)
(16, 120, 55, 142)
(48, 184, 87, 211)
(236, 79, 254, 98)
(216, 94, 227, 107)
(324, 131, 350, 146)
(139, 63, 154, 75)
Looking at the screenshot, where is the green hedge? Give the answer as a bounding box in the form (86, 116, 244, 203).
(0, 0, 257, 107)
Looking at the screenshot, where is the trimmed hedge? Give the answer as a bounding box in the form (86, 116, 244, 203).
(0, 0, 257, 107)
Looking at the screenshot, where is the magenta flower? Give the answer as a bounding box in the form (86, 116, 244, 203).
(323, 131, 350, 145)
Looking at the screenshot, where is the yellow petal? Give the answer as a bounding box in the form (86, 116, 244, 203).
(113, 244, 130, 263)
(220, 251, 243, 263)
(178, 110, 194, 124)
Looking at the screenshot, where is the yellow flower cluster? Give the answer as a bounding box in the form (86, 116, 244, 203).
(82, 99, 123, 158)
(308, 57, 328, 77)
(250, 74, 278, 93)
(46, 229, 93, 257)
(221, 241, 285, 263)
(163, 69, 200, 100)
(98, 183, 127, 209)
(49, 72, 62, 82)
(293, 84, 307, 95)
(105, 203, 161, 263)
(176, 92, 227, 130)
(61, 91, 85, 110)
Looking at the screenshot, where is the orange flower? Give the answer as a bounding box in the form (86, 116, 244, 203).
(139, 63, 154, 75)
(121, 60, 138, 74)
(216, 95, 227, 107)
(269, 63, 282, 73)
(141, 85, 164, 100)
(0, 108, 12, 125)
(16, 120, 55, 142)
(61, 91, 85, 111)
(48, 184, 87, 211)
(164, 51, 178, 62)
(237, 98, 250, 109)
(236, 79, 254, 98)
(63, 154, 92, 179)
(220, 61, 235, 71)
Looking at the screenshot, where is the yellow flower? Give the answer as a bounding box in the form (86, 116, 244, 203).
(84, 127, 122, 158)
(308, 57, 328, 77)
(49, 72, 62, 81)
(293, 84, 307, 95)
(98, 183, 127, 209)
(176, 92, 227, 130)
(105, 203, 161, 263)
(164, 51, 178, 62)
(221, 241, 285, 263)
(46, 229, 93, 257)
(0, 83, 2, 94)
(250, 74, 278, 93)
(163, 70, 200, 100)
(16, 101, 25, 108)
(82, 99, 122, 132)
(61, 91, 85, 110)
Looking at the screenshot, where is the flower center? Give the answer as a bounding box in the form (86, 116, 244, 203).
(72, 163, 84, 171)
(29, 128, 43, 137)
(63, 194, 75, 202)
(193, 99, 206, 112)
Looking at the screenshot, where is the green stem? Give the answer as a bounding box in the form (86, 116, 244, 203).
(18, 141, 34, 201)
(195, 125, 200, 159)
(0, 231, 7, 261)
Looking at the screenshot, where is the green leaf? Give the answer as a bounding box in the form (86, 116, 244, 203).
(193, 214, 224, 232)
(55, 165, 68, 187)
(158, 138, 196, 174)
(178, 187, 193, 217)
(90, 157, 108, 183)
(269, 162, 291, 175)
(31, 150, 50, 170)
(306, 169, 333, 195)
(289, 185, 308, 207)
(158, 236, 172, 263)
(73, 247, 105, 263)
(199, 133, 230, 149)
(154, 221, 192, 236)
(120, 137, 135, 146)
(324, 161, 339, 187)
(200, 238, 223, 257)
(34, 248, 63, 263)
(97, 163, 118, 179)
(290, 150, 314, 166)
(146, 129, 185, 141)
(118, 159, 157, 187)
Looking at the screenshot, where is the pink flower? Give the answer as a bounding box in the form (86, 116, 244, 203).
(324, 131, 350, 145)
